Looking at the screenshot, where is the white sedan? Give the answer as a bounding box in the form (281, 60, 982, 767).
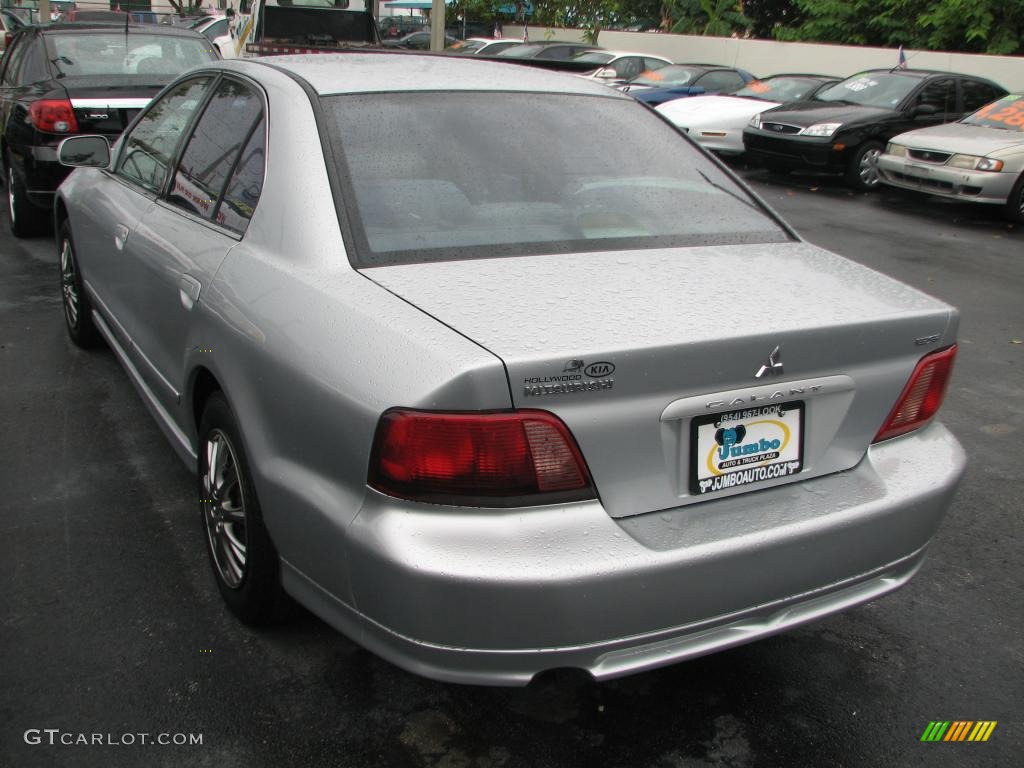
(572, 50, 673, 84)
(657, 74, 838, 155)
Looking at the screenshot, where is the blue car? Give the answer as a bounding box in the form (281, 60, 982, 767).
(620, 64, 755, 107)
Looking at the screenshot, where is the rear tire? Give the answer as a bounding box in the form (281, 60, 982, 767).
(845, 141, 884, 192)
(1003, 173, 1024, 224)
(7, 158, 48, 238)
(58, 220, 101, 349)
(198, 392, 289, 625)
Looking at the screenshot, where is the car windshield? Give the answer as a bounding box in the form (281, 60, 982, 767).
(628, 66, 703, 87)
(46, 33, 216, 77)
(815, 73, 919, 108)
(961, 94, 1024, 132)
(733, 77, 824, 102)
(573, 52, 614, 65)
(323, 92, 790, 267)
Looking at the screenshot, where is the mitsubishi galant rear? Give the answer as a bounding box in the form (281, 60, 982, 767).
(54, 54, 966, 686)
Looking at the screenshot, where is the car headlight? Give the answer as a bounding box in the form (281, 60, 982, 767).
(799, 123, 842, 137)
(748, 114, 762, 129)
(948, 154, 1004, 172)
(886, 143, 907, 157)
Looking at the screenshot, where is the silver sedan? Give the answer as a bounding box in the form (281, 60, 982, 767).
(878, 93, 1024, 222)
(55, 54, 965, 686)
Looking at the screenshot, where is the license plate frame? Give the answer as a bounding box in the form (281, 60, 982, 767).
(690, 401, 805, 495)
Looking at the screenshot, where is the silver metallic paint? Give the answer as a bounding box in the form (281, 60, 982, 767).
(57, 55, 966, 686)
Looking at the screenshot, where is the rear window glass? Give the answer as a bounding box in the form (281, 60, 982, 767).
(629, 66, 702, 87)
(734, 77, 825, 102)
(45, 33, 216, 78)
(323, 92, 790, 267)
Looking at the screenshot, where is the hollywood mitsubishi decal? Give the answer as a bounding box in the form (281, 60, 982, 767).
(523, 360, 615, 396)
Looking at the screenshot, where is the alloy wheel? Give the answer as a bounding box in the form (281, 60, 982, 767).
(60, 239, 79, 330)
(7, 167, 15, 226)
(202, 430, 249, 589)
(859, 148, 882, 188)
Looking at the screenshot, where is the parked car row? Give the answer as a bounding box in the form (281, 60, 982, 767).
(650, 67, 1020, 221)
(49, 52, 966, 687)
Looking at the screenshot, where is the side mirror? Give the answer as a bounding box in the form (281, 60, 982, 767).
(596, 68, 618, 80)
(58, 136, 111, 169)
(913, 103, 938, 117)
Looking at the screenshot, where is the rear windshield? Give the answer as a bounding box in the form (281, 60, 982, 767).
(629, 65, 703, 87)
(45, 33, 217, 78)
(322, 92, 790, 267)
(962, 94, 1024, 132)
(733, 77, 826, 102)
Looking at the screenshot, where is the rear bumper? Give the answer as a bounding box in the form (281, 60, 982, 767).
(290, 421, 964, 686)
(9, 143, 69, 209)
(877, 155, 1017, 204)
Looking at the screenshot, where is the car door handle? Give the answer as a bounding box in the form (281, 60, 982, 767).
(179, 275, 202, 310)
(114, 224, 130, 251)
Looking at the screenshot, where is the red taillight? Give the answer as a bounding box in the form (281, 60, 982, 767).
(873, 344, 957, 443)
(29, 100, 79, 133)
(368, 409, 596, 506)
(4, 33, 12, 49)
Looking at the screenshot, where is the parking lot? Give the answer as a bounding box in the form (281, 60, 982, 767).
(1, 165, 1021, 768)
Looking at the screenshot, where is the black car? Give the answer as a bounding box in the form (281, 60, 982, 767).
(380, 30, 458, 50)
(743, 69, 1007, 190)
(495, 40, 601, 62)
(0, 23, 219, 236)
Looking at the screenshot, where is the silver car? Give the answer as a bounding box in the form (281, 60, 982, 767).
(878, 93, 1024, 222)
(55, 54, 965, 686)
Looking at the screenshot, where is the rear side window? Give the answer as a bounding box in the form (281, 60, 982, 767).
(695, 71, 745, 93)
(961, 80, 1005, 113)
(1, 33, 28, 86)
(168, 78, 264, 233)
(216, 117, 267, 235)
(118, 77, 212, 193)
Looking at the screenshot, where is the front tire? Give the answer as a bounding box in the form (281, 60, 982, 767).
(58, 221, 101, 348)
(7, 159, 48, 238)
(1003, 173, 1024, 224)
(845, 141, 884, 191)
(198, 392, 289, 624)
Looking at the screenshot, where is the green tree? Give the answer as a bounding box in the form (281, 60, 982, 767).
(774, 0, 1024, 55)
(662, 0, 751, 37)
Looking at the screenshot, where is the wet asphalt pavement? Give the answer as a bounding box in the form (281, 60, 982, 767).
(1, 167, 1021, 768)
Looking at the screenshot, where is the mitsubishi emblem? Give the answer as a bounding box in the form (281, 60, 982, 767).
(755, 346, 784, 378)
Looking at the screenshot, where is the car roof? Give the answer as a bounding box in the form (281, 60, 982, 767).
(250, 53, 632, 98)
(578, 50, 671, 59)
(763, 73, 837, 80)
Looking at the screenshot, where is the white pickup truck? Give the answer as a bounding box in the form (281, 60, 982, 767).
(228, 0, 380, 58)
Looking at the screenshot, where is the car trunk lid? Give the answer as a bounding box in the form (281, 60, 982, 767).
(61, 77, 166, 135)
(365, 242, 956, 517)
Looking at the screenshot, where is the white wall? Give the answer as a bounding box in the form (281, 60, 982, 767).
(520, 27, 1024, 92)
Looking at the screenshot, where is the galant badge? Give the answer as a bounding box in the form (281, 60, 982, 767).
(755, 345, 784, 378)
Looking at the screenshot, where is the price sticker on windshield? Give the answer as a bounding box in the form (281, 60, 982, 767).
(844, 78, 879, 92)
(969, 95, 1024, 128)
